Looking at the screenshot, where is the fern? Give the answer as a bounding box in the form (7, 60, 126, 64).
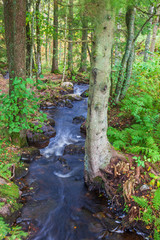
(133, 188, 160, 239)
(132, 196, 148, 209)
(152, 188, 160, 211)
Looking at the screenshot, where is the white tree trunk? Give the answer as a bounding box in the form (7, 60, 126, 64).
(84, 1, 115, 184)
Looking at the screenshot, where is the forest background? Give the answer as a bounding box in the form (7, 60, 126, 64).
(0, 0, 160, 239)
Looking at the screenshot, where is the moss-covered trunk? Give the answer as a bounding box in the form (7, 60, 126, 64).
(84, 1, 114, 184)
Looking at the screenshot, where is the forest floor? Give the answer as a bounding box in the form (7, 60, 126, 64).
(0, 72, 159, 239)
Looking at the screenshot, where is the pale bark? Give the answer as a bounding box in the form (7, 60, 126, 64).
(115, 7, 135, 103)
(144, 6, 154, 62)
(51, 0, 59, 72)
(68, 0, 73, 72)
(84, 1, 114, 184)
(150, 9, 160, 53)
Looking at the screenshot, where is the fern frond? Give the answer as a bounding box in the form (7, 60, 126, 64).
(152, 188, 160, 211)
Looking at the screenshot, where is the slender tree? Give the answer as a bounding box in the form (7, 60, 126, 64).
(79, 14, 88, 72)
(144, 6, 154, 62)
(84, 0, 115, 184)
(51, 0, 59, 73)
(115, 6, 135, 103)
(68, 0, 73, 73)
(36, 0, 42, 75)
(45, 0, 50, 63)
(150, 8, 160, 53)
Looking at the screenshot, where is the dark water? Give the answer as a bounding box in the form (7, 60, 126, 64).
(21, 85, 145, 240)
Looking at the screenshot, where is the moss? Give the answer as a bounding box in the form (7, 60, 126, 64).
(93, 176, 103, 183)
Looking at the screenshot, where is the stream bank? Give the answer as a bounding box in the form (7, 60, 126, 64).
(16, 83, 147, 240)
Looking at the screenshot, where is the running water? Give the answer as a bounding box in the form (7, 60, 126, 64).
(20, 84, 145, 240)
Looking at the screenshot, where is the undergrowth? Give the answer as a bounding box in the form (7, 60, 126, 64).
(133, 188, 160, 240)
(108, 58, 160, 162)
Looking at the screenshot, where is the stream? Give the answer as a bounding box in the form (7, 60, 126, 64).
(20, 84, 145, 240)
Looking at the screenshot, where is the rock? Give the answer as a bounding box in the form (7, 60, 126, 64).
(41, 125, 56, 138)
(81, 89, 89, 98)
(64, 94, 82, 101)
(27, 124, 56, 148)
(0, 177, 7, 185)
(64, 144, 85, 155)
(15, 164, 29, 179)
(47, 118, 55, 127)
(61, 82, 73, 93)
(27, 132, 50, 148)
(21, 147, 40, 163)
(65, 100, 73, 108)
(72, 115, 86, 124)
(80, 121, 86, 134)
(0, 204, 11, 217)
(140, 184, 150, 192)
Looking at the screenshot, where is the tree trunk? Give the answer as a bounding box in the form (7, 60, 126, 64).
(45, 0, 50, 63)
(26, 0, 32, 76)
(68, 0, 73, 73)
(120, 46, 135, 99)
(115, 7, 135, 103)
(62, 16, 67, 82)
(36, 0, 42, 76)
(84, 1, 114, 184)
(79, 15, 88, 73)
(144, 6, 154, 62)
(150, 8, 160, 53)
(3, 0, 27, 146)
(30, 1, 35, 77)
(51, 0, 59, 73)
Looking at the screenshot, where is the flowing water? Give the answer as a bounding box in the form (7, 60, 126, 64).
(20, 85, 145, 240)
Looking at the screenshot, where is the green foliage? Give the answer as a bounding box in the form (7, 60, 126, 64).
(133, 188, 160, 240)
(0, 184, 19, 199)
(133, 156, 145, 167)
(0, 77, 47, 136)
(0, 217, 28, 240)
(108, 58, 160, 162)
(0, 217, 10, 240)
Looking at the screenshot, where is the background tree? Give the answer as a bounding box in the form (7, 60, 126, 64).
(51, 0, 59, 73)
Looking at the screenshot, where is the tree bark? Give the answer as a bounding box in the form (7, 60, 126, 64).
(84, 0, 114, 184)
(115, 7, 135, 103)
(45, 0, 50, 63)
(120, 46, 134, 100)
(3, 0, 27, 146)
(3, 0, 26, 92)
(79, 15, 88, 73)
(150, 8, 160, 53)
(144, 6, 154, 62)
(51, 0, 59, 73)
(36, 0, 42, 76)
(68, 0, 73, 73)
(26, 0, 32, 76)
